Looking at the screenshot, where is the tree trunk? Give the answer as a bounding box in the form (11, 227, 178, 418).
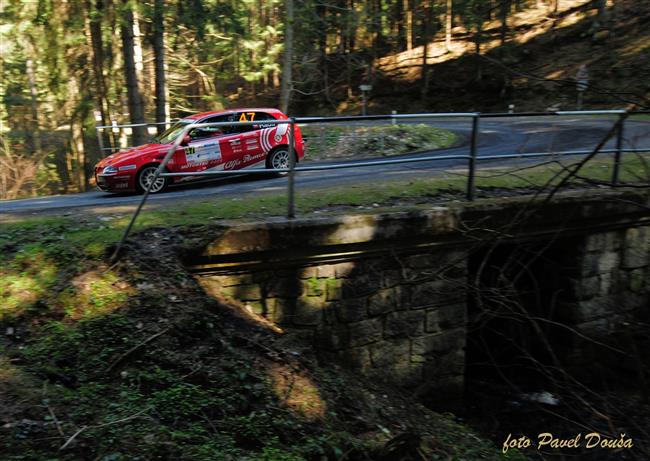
(120, 0, 147, 145)
(132, 8, 146, 105)
(373, 0, 385, 51)
(345, 0, 354, 99)
(317, 1, 332, 105)
(592, 0, 608, 32)
(152, 0, 168, 135)
(474, 21, 483, 82)
(25, 58, 42, 158)
(404, 0, 413, 50)
(445, 0, 452, 52)
(420, 0, 432, 98)
(72, 118, 86, 192)
(280, 0, 293, 113)
(86, 0, 116, 152)
(499, 0, 512, 45)
(395, 0, 405, 49)
(25, 55, 43, 196)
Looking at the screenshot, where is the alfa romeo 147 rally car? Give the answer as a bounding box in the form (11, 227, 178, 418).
(94, 108, 305, 193)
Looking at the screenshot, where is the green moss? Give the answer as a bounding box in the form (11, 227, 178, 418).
(305, 276, 325, 297)
(301, 123, 457, 160)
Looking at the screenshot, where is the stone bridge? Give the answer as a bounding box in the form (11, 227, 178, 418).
(185, 191, 650, 405)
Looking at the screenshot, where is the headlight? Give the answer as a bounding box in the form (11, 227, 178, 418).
(102, 165, 118, 175)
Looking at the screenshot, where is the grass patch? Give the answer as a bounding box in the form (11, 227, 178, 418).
(301, 123, 458, 160)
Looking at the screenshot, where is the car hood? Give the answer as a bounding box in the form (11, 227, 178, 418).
(96, 143, 169, 167)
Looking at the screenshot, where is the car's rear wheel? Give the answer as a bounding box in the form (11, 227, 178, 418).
(136, 165, 168, 194)
(266, 147, 296, 171)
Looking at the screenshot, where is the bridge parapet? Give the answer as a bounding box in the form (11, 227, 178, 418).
(186, 191, 650, 405)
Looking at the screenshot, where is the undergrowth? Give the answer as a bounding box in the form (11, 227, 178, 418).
(1, 152, 647, 460)
(0, 216, 523, 460)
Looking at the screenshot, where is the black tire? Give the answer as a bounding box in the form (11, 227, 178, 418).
(266, 147, 296, 171)
(136, 164, 169, 194)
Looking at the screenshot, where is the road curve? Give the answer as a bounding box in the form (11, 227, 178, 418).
(2, 117, 649, 216)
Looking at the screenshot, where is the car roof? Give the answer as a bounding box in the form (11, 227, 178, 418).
(184, 108, 284, 121)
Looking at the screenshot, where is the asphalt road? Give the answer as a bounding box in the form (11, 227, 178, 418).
(2, 116, 649, 216)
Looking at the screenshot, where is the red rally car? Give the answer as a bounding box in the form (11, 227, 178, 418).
(94, 108, 305, 193)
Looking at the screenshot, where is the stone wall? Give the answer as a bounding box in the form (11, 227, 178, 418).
(187, 191, 650, 399)
(201, 248, 469, 395)
(562, 226, 650, 374)
(194, 210, 470, 399)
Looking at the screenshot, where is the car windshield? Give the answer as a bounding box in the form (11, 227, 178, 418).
(153, 120, 194, 144)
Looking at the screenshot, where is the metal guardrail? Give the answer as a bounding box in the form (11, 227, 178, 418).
(108, 109, 650, 261)
(96, 120, 178, 153)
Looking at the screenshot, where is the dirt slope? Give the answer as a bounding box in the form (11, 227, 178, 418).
(0, 223, 516, 460)
(371, 0, 650, 113)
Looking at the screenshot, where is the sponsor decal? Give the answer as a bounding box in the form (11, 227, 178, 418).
(243, 152, 265, 163)
(185, 141, 222, 165)
(245, 138, 259, 151)
(223, 159, 241, 170)
(275, 123, 289, 142)
(180, 161, 209, 170)
(239, 112, 256, 121)
(260, 128, 273, 152)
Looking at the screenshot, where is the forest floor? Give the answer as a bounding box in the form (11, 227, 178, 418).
(383, 0, 650, 113)
(2, 151, 649, 459)
(0, 203, 527, 461)
(275, 0, 650, 116)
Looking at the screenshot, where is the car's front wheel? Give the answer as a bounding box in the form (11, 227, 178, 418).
(136, 165, 169, 194)
(266, 147, 296, 171)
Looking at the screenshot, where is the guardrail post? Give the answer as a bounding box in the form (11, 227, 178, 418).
(287, 118, 296, 219)
(612, 114, 625, 185)
(467, 114, 480, 201)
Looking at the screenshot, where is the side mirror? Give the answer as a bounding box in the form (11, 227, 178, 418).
(180, 134, 191, 146)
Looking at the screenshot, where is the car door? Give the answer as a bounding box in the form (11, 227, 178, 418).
(182, 117, 226, 172)
(215, 111, 263, 170)
(237, 111, 267, 168)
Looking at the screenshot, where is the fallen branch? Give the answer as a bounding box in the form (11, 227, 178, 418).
(105, 327, 171, 374)
(46, 403, 65, 438)
(59, 407, 152, 450)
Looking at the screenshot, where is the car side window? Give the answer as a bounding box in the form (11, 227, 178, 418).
(189, 112, 277, 139)
(188, 116, 226, 140)
(234, 112, 255, 133)
(191, 114, 245, 139)
(232, 111, 276, 133)
(254, 112, 276, 129)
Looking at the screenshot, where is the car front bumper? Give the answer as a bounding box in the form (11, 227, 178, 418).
(95, 173, 136, 192)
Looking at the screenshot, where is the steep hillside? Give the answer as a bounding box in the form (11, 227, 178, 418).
(0, 217, 519, 461)
(368, 0, 650, 113)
